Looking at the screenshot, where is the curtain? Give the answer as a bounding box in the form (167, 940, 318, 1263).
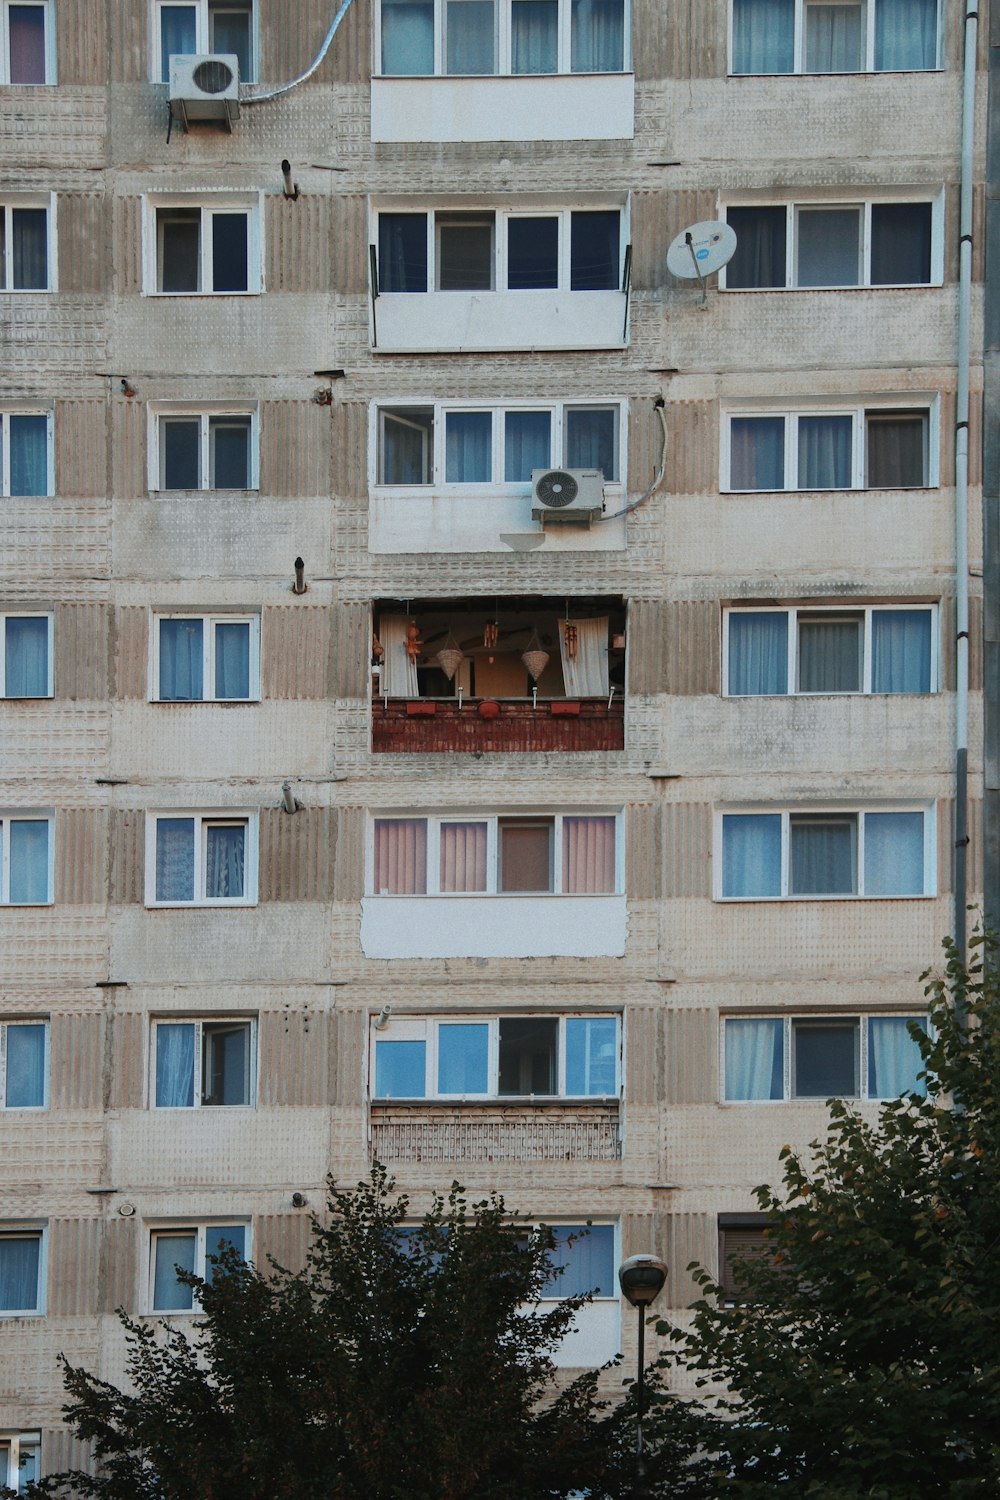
(797, 208, 860, 286)
(206, 825, 245, 899)
(871, 610, 931, 692)
(866, 413, 926, 487)
(11, 206, 46, 287)
(505, 410, 551, 481)
(375, 1038, 427, 1097)
(162, 418, 200, 489)
(210, 419, 250, 488)
(725, 1018, 784, 1100)
(570, 0, 624, 71)
(374, 818, 428, 893)
(159, 4, 197, 81)
(728, 613, 788, 695)
(570, 211, 619, 290)
(790, 816, 857, 894)
(562, 815, 616, 893)
(155, 818, 195, 902)
(543, 1224, 614, 1297)
(730, 416, 785, 490)
(5, 616, 49, 696)
(566, 407, 617, 479)
(798, 415, 852, 489)
(9, 819, 48, 902)
(9, 5, 47, 82)
(205, 1225, 246, 1285)
(159, 619, 203, 701)
(9, 414, 47, 496)
(205, 1024, 249, 1105)
(731, 0, 794, 74)
(559, 617, 608, 696)
(725, 206, 787, 288)
(863, 811, 924, 895)
(379, 615, 420, 697)
(5, 1024, 46, 1107)
(439, 821, 487, 891)
(512, 0, 557, 72)
(869, 1016, 926, 1097)
(445, 411, 492, 482)
(381, 411, 432, 484)
(446, 0, 495, 73)
(565, 1016, 617, 1095)
(382, 0, 435, 72)
(211, 10, 252, 76)
(153, 1232, 196, 1310)
(378, 214, 428, 292)
(0, 1236, 39, 1311)
(155, 1023, 195, 1107)
(215, 622, 250, 699)
(438, 1023, 489, 1092)
(722, 814, 781, 897)
(875, 0, 938, 71)
(870, 202, 931, 285)
(797, 618, 862, 692)
(805, 4, 862, 71)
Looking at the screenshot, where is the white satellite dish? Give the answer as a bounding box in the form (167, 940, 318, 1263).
(667, 220, 738, 284)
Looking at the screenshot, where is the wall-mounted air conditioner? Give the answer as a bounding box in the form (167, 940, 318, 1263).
(169, 54, 240, 131)
(531, 468, 605, 525)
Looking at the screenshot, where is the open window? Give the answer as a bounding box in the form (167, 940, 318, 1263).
(146, 812, 257, 906)
(153, 1018, 255, 1107)
(154, 0, 255, 82)
(149, 1221, 249, 1311)
(0, 201, 51, 290)
(0, 1432, 41, 1494)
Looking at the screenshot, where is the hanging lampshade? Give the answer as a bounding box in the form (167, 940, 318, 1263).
(521, 627, 549, 683)
(435, 631, 464, 682)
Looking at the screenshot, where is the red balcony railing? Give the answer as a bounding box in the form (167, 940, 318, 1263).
(372, 695, 625, 752)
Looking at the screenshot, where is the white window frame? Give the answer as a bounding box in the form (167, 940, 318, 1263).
(1, 0, 55, 83)
(150, 1015, 257, 1108)
(0, 611, 54, 696)
(367, 811, 624, 896)
(727, 0, 942, 76)
(0, 1020, 49, 1110)
(715, 805, 936, 900)
(0, 1227, 46, 1316)
(374, 0, 632, 77)
(369, 1012, 621, 1100)
(151, 0, 257, 82)
(0, 812, 54, 905)
(526, 1219, 619, 1302)
(144, 810, 258, 908)
(143, 194, 263, 296)
(721, 398, 939, 492)
(146, 1219, 251, 1313)
(148, 405, 259, 492)
(719, 192, 944, 290)
(370, 398, 626, 492)
(0, 1431, 41, 1494)
(722, 603, 939, 696)
(0, 410, 54, 497)
(0, 195, 56, 291)
(721, 1012, 929, 1101)
(150, 612, 260, 701)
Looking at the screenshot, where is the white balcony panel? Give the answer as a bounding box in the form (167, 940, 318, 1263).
(361, 895, 628, 958)
(371, 74, 634, 143)
(369, 492, 626, 552)
(550, 1301, 620, 1368)
(373, 290, 627, 352)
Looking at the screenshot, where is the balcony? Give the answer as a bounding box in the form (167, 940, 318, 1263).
(373, 694, 623, 752)
(369, 1100, 622, 1163)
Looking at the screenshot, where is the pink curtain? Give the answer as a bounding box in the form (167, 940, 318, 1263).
(9, 9, 47, 83)
(562, 816, 616, 893)
(439, 821, 487, 892)
(374, 819, 427, 894)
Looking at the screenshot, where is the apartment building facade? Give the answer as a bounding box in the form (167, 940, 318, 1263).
(0, 0, 986, 1482)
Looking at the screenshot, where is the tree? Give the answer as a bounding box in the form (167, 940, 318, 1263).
(15, 1164, 705, 1500)
(659, 933, 1000, 1497)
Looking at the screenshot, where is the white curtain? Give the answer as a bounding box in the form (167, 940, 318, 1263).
(806, 4, 862, 71)
(159, 619, 203, 700)
(155, 1023, 195, 1107)
(731, 0, 794, 73)
(206, 825, 245, 899)
(570, 0, 624, 72)
(559, 617, 608, 696)
(562, 815, 616, 892)
(155, 817, 195, 902)
(797, 208, 860, 286)
(725, 1018, 784, 1100)
(512, 0, 557, 72)
(728, 613, 788, 695)
(153, 1232, 196, 1311)
(798, 415, 852, 489)
(446, 0, 495, 72)
(445, 411, 492, 482)
(869, 1017, 926, 1097)
(380, 615, 419, 697)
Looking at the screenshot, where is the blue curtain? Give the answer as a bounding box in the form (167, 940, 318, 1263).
(565, 1017, 617, 1095)
(798, 415, 852, 489)
(868, 1016, 927, 1097)
(159, 4, 197, 81)
(512, 0, 557, 71)
(445, 411, 492, 482)
(871, 610, 932, 693)
(205, 824, 245, 899)
(725, 1018, 784, 1100)
(12, 208, 47, 288)
(375, 1039, 427, 1097)
(5, 1023, 46, 1108)
(566, 407, 617, 479)
(731, 0, 794, 73)
(797, 208, 860, 286)
(790, 816, 857, 894)
(875, 0, 938, 70)
(205, 1225, 247, 1285)
(730, 416, 784, 490)
(4, 616, 49, 696)
(437, 1024, 489, 1092)
(155, 1023, 195, 1107)
(211, 9, 252, 77)
(571, 0, 624, 71)
(159, 619, 203, 701)
(543, 1224, 614, 1297)
(0, 1235, 40, 1311)
(446, 0, 495, 73)
(215, 622, 250, 699)
(382, 0, 435, 71)
(728, 613, 788, 695)
(156, 818, 195, 902)
(863, 811, 924, 895)
(504, 411, 551, 481)
(153, 1232, 196, 1310)
(722, 814, 781, 897)
(797, 618, 862, 692)
(10, 414, 48, 495)
(9, 819, 49, 903)
(805, 4, 862, 71)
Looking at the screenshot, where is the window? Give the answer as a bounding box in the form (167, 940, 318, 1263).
(0, 1432, 40, 1494)
(372, 1013, 619, 1099)
(0, 201, 50, 289)
(0, 613, 52, 696)
(149, 1222, 249, 1311)
(378, 0, 628, 75)
(151, 410, 257, 491)
(0, 1229, 44, 1315)
(375, 400, 623, 486)
(0, 411, 52, 497)
(724, 605, 936, 695)
(146, 812, 257, 906)
(1, 0, 53, 82)
(377, 207, 623, 293)
(371, 813, 620, 895)
(0, 1021, 47, 1109)
(154, 1, 255, 82)
(718, 1215, 772, 1303)
(730, 0, 940, 75)
(536, 1222, 616, 1298)
(153, 1018, 255, 1107)
(147, 199, 261, 294)
(152, 614, 259, 701)
(722, 198, 939, 288)
(723, 1013, 927, 1100)
(719, 807, 933, 899)
(723, 405, 933, 491)
(0, 814, 53, 904)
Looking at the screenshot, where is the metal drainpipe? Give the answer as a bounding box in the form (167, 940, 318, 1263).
(241, 0, 356, 104)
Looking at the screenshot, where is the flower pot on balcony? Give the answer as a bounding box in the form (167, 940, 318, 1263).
(478, 699, 501, 720)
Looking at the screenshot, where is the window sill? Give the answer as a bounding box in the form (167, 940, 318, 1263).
(151, 698, 260, 706)
(720, 283, 939, 293)
(150, 489, 258, 497)
(717, 893, 933, 903)
(371, 1095, 618, 1108)
(144, 901, 258, 910)
(142, 291, 261, 298)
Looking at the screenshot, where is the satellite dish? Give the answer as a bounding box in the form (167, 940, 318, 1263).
(667, 220, 738, 281)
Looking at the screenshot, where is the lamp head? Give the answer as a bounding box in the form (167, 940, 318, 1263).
(618, 1253, 668, 1308)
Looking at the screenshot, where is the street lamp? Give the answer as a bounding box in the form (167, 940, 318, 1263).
(618, 1253, 668, 1500)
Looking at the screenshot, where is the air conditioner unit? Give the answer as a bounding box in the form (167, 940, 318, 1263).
(169, 54, 240, 131)
(531, 468, 605, 525)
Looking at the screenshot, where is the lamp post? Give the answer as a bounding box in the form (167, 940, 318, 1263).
(618, 1253, 668, 1500)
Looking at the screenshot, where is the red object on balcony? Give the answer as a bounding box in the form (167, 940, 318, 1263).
(407, 701, 436, 716)
(373, 697, 624, 753)
(550, 700, 581, 716)
(478, 700, 502, 719)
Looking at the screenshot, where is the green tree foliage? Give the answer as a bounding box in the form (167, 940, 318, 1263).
(659, 934, 1000, 1497)
(13, 1164, 703, 1500)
